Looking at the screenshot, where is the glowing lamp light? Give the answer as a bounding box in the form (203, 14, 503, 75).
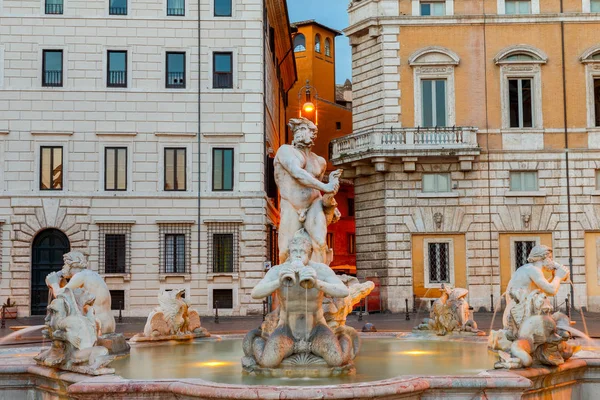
(302, 101, 315, 113)
(395, 350, 437, 356)
(190, 360, 235, 368)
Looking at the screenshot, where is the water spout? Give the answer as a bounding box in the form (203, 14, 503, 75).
(0, 325, 45, 345)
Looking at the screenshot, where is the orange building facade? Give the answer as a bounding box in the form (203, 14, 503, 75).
(330, 0, 600, 312)
(285, 21, 356, 275)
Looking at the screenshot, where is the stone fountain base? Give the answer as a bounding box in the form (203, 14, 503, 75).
(129, 327, 210, 343)
(241, 353, 355, 378)
(410, 328, 487, 337)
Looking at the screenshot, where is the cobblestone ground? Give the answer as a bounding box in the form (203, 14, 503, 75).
(1, 309, 599, 346)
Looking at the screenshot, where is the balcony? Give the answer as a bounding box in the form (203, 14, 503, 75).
(330, 126, 481, 174)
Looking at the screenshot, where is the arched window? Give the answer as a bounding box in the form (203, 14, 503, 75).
(293, 34, 306, 52)
(580, 45, 600, 127)
(315, 34, 321, 53)
(325, 38, 331, 57)
(494, 45, 547, 129)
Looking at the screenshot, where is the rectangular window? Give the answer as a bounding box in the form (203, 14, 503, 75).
(213, 52, 233, 89)
(42, 50, 63, 87)
(420, 1, 445, 16)
(593, 0, 600, 12)
(422, 173, 451, 193)
(166, 52, 185, 88)
(105, 234, 126, 273)
(167, 0, 185, 16)
(509, 78, 533, 128)
(214, 0, 232, 16)
(347, 198, 355, 217)
(327, 232, 334, 249)
(98, 224, 131, 274)
(428, 242, 450, 283)
(510, 171, 538, 191)
(348, 233, 356, 254)
(165, 234, 186, 273)
(107, 51, 127, 88)
(421, 79, 446, 127)
(164, 148, 186, 191)
(514, 241, 535, 268)
(109, 0, 127, 15)
(505, 0, 531, 15)
(109, 290, 125, 310)
(45, 0, 63, 14)
(105, 147, 127, 191)
(595, 78, 600, 127)
(212, 148, 234, 191)
(40, 146, 63, 190)
(207, 222, 239, 273)
(213, 289, 233, 309)
(336, 121, 342, 130)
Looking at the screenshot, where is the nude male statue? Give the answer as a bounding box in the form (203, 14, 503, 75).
(503, 245, 570, 330)
(274, 117, 342, 264)
(247, 229, 352, 368)
(45, 251, 116, 335)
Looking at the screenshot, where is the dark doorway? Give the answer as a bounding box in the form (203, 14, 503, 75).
(31, 229, 70, 315)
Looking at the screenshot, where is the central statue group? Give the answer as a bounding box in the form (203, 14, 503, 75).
(242, 118, 372, 377)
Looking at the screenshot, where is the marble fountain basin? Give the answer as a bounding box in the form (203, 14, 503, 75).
(1, 333, 600, 399)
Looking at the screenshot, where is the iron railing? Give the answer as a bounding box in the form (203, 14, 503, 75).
(167, 7, 185, 16)
(45, 2, 63, 14)
(98, 224, 131, 274)
(207, 222, 239, 273)
(108, 70, 127, 87)
(330, 126, 479, 162)
(167, 72, 185, 88)
(43, 70, 62, 87)
(109, 6, 127, 15)
(515, 241, 535, 269)
(213, 72, 232, 89)
(159, 223, 192, 274)
(428, 242, 449, 283)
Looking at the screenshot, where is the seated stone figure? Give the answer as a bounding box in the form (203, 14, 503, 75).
(131, 288, 209, 341)
(242, 229, 359, 376)
(45, 251, 116, 335)
(34, 288, 115, 375)
(323, 275, 375, 329)
(415, 284, 482, 335)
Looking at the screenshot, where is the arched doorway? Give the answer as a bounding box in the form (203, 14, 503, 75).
(31, 229, 70, 315)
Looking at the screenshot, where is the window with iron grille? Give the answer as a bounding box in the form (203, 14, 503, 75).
(159, 224, 191, 274)
(105, 147, 127, 191)
(110, 290, 125, 310)
(166, 52, 186, 88)
(109, 0, 127, 15)
(98, 224, 131, 274)
(45, 0, 63, 14)
(207, 222, 239, 273)
(42, 50, 63, 87)
(213, 52, 233, 88)
(167, 0, 185, 15)
(515, 241, 536, 269)
(40, 146, 63, 190)
(213, 289, 233, 308)
(428, 242, 450, 283)
(107, 51, 127, 87)
(164, 148, 186, 191)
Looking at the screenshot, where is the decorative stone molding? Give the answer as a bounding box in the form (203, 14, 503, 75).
(581, 47, 600, 128)
(492, 205, 557, 233)
(433, 212, 443, 230)
(408, 46, 460, 66)
(494, 45, 548, 65)
(521, 214, 531, 228)
(499, 63, 543, 129)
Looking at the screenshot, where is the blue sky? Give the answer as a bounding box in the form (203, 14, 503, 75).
(287, 0, 351, 84)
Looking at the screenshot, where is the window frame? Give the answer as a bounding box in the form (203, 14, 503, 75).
(45, 0, 64, 15)
(104, 147, 128, 191)
(164, 147, 187, 191)
(581, 47, 600, 128)
(420, 78, 447, 127)
(315, 34, 321, 53)
(423, 238, 455, 288)
(165, 51, 186, 89)
(509, 170, 538, 192)
(107, 50, 128, 88)
(164, 233, 186, 273)
(348, 233, 356, 254)
(508, 78, 534, 128)
(212, 52, 233, 89)
(166, 0, 185, 16)
(422, 172, 452, 193)
(207, 222, 240, 275)
(508, 236, 541, 274)
(504, 0, 531, 15)
(39, 146, 63, 191)
(293, 34, 306, 53)
(213, 0, 232, 17)
(109, 0, 128, 15)
(42, 49, 63, 88)
(498, 0, 539, 14)
(212, 148, 234, 192)
(591, 0, 600, 12)
(420, 1, 446, 16)
(324, 38, 331, 57)
(412, 0, 453, 16)
(98, 223, 132, 276)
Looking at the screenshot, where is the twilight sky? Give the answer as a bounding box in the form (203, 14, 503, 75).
(287, 0, 352, 84)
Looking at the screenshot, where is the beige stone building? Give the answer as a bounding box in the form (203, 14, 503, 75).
(332, 0, 600, 312)
(0, 0, 295, 317)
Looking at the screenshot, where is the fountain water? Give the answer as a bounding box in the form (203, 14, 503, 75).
(0, 324, 45, 345)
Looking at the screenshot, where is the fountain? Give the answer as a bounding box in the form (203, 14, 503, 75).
(2, 120, 600, 399)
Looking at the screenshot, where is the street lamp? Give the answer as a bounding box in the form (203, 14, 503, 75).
(298, 80, 318, 124)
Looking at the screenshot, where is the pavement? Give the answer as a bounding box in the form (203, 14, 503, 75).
(2, 308, 600, 347)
